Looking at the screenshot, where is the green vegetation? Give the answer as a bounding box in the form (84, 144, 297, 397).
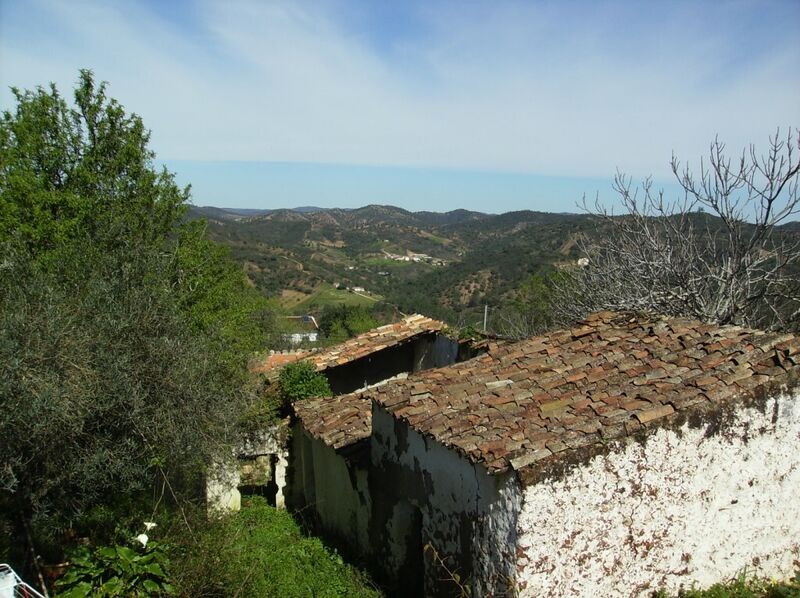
(0, 71, 327, 594)
(292, 283, 380, 313)
(196, 204, 596, 328)
(654, 568, 800, 598)
(318, 304, 381, 343)
(56, 537, 173, 597)
(168, 497, 380, 597)
(493, 271, 565, 338)
(279, 361, 332, 404)
(1, 70, 255, 540)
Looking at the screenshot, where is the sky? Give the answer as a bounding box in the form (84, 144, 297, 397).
(1, 0, 799, 213)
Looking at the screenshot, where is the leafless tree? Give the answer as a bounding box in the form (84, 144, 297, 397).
(553, 130, 800, 331)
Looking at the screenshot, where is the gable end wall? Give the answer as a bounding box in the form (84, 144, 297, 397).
(516, 391, 800, 597)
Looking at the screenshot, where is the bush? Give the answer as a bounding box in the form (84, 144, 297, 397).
(318, 305, 379, 342)
(278, 361, 332, 405)
(168, 497, 380, 597)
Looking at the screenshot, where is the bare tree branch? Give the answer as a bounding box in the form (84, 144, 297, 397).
(552, 130, 800, 331)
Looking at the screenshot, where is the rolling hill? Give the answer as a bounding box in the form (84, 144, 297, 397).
(189, 204, 596, 323)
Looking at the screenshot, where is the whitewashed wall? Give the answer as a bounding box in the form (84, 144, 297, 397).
(371, 404, 519, 596)
(300, 428, 372, 551)
(516, 391, 800, 597)
(206, 425, 287, 512)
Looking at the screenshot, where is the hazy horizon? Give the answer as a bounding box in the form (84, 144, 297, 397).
(3, 0, 798, 213)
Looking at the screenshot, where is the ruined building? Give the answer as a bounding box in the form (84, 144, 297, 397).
(292, 311, 800, 596)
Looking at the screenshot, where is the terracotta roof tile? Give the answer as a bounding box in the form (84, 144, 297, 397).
(250, 350, 313, 374)
(366, 311, 800, 482)
(293, 390, 372, 450)
(251, 314, 446, 377)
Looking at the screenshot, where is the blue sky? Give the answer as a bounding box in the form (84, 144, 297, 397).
(1, 0, 798, 213)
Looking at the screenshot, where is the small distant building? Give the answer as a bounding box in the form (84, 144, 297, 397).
(351, 286, 366, 293)
(281, 315, 320, 345)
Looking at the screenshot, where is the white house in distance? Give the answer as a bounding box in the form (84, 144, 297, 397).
(294, 311, 799, 596)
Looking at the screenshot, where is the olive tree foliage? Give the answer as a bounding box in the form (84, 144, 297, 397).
(0, 71, 270, 544)
(553, 131, 800, 331)
(0, 246, 244, 528)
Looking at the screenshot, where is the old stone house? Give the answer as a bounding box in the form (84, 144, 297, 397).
(293, 311, 800, 597)
(284, 316, 488, 571)
(253, 314, 470, 394)
(210, 315, 473, 513)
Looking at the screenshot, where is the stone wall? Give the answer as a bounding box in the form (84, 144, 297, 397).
(516, 390, 800, 597)
(206, 424, 288, 512)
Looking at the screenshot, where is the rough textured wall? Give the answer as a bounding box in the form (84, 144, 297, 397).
(516, 392, 800, 597)
(371, 405, 518, 596)
(472, 474, 522, 597)
(206, 425, 287, 512)
(291, 426, 372, 556)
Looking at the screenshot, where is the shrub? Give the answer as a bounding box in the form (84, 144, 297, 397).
(56, 535, 172, 597)
(168, 497, 380, 597)
(654, 568, 800, 598)
(279, 361, 331, 405)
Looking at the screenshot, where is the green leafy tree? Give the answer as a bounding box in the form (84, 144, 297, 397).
(0, 69, 187, 257)
(319, 304, 379, 342)
(173, 219, 278, 368)
(495, 271, 563, 338)
(0, 71, 273, 582)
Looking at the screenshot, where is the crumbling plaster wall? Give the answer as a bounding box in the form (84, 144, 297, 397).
(206, 425, 288, 512)
(516, 391, 800, 597)
(288, 425, 372, 552)
(371, 404, 519, 596)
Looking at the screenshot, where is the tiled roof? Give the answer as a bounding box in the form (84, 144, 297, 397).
(367, 311, 800, 483)
(251, 314, 447, 376)
(306, 314, 446, 370)
(293, 390, 372, 450)
(250, 350, 313, 374)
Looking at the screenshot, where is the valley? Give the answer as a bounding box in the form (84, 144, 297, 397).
(190, 204, 595, 324)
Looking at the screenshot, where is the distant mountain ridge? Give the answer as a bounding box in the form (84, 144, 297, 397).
(188, 204, 491, 225)
(188, 204, 596, 322)
(190, 204, 798, 323)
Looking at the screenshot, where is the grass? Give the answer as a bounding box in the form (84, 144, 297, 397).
(291, 283, 382, 313)
(654, 568, 800, 598)
(169, 497, 382, 597)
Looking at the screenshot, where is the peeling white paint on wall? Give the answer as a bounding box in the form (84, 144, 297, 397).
(516, 392, 800, 597)
(472, 474, 521, 597)
(206, 462, 241, 513)
(371, 405, 519, 595)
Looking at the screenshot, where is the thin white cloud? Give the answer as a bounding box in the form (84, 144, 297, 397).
(1, 0, 798, 179)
